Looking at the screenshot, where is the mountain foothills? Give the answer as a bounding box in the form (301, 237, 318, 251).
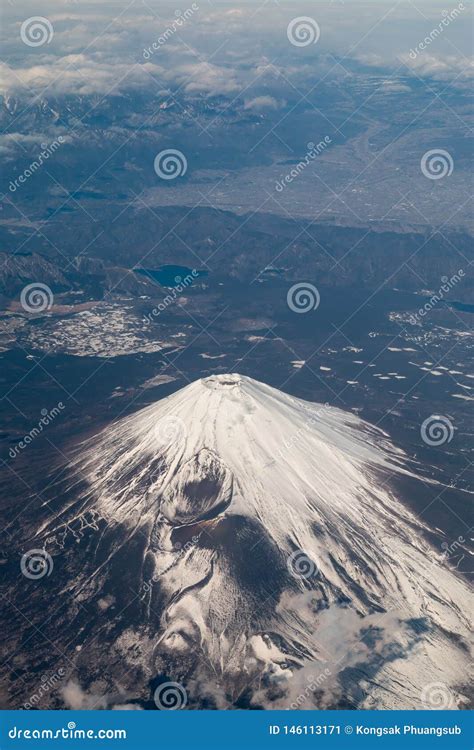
(2, 376, 471, 710)
(0, 207, 472, 305)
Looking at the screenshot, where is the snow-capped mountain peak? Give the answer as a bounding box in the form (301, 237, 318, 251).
(46, 374, 470, 709)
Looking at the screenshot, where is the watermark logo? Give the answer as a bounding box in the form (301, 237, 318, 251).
(420, 682, 454, 709)
(287, 282, 320, 313)
(9, 403, 66, 459)
(408, 3, 466, 60)
(155, 415, 187, 446)
(143, 4, 199, 59)
(287, 549, 319, 579)
(440, 535, 465, 569)
(408, 269, 464, 325)
(20, 549, 54, 580)
(271, 405, 329, 467)
(23, 669, 66, 709)
(289, 668, 332, 709)
(287, 17, 320, 47)
(154, 149, 187, 180)
(20, 283, 54, 313)
(20, 16, 54, 46)
(153, 681, 187, 710)
(143, 269, 199, 323)
(275, 138, 331, 192)
(420, 415, 454, 446)
(421, 149, 454, 180)
(9, 137, 65, 193)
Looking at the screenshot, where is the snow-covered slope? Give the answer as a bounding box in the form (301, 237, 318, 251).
(47, 374, 471, 709)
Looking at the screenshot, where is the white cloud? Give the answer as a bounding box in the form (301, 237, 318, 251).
(379, 80, 411, 93)
(400, 53, 474, 80)
(170, 62, 241, 96)
(0, 1, 470, 101)
(0, 58, 165, 97)
(244, 95, 282, 111)
(61, 680, 108, 710)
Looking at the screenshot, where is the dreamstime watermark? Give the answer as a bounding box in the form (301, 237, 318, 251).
(153, 681, 188, 710)
(143, 269, 199, 322)
(420, 682, 454, 709)
(20, 282, 54, 313)
(154, 415, 187, 446)
(20, 549, 54, 580)
(289, 667, 332, 709)
(408, 269, 465, 325)
(440, 535, 465, 569)
(420, 415, 454, 446)
(421, 149, 454, 180)
(287, 282, 320, 313)
(287, 17, 320, 47)
(20, 16, 54, 46)
(276, 405, 329, 462)
(9, 137, 65, 192)
(275, 137, 332, 192)
(427, 534, 466, 576)
(143, 5, 199, 59)
(154, 148, 188, 180)
(9, 403, 65, 458)
(23, 668, 66, 709)
(409, 3, 465, 59)
(8, 726, 127, 740)
(287, 549, 319, 579)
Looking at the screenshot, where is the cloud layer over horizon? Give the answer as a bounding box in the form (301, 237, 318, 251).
(1, 0, 472, 102)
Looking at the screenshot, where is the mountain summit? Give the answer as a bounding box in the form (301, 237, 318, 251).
(45, 375, 470, 708)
